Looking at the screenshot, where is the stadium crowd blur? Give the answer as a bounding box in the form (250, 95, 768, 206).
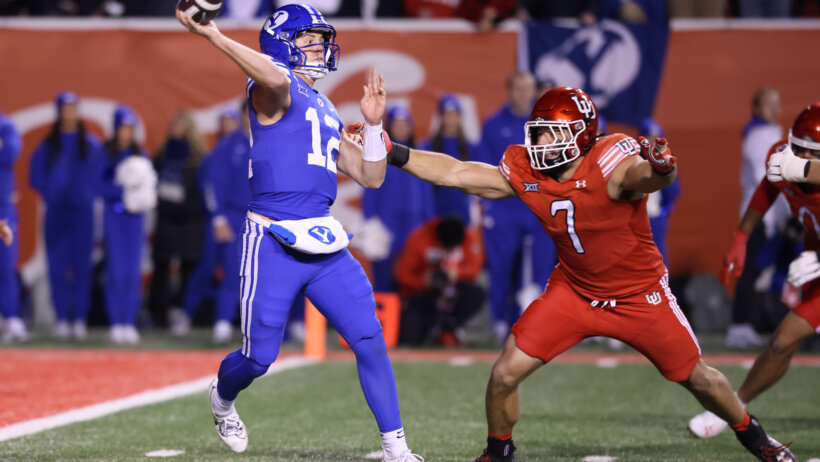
(0, 0, 818, 349)
(2, 0, 820, 19)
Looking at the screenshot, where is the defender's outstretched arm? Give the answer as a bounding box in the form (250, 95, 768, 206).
(401, 148, 516, 200)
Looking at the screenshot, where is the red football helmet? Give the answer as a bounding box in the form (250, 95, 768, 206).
(525, 86, 599, 170)
(790, 103, 820, 152)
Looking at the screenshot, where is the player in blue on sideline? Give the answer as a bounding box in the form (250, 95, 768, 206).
(176, 4, 423, 461)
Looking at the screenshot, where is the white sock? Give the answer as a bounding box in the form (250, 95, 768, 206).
(211, 389, 235, 416)
(381, 427, 409, 459)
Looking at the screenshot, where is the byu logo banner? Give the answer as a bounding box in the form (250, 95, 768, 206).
(526, 14, 668, 126)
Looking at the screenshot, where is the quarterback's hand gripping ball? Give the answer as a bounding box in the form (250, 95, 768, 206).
(176, 0, 223, 25)
(638, 136, 677, 174)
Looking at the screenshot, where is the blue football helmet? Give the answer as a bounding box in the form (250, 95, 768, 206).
(259, 3, 340, 80)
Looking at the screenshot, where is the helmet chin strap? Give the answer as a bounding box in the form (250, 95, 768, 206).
(294, 61, 328, 80)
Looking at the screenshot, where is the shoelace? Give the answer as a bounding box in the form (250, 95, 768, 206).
(760, 441, 793, 462)
(216, 415, 244, 437)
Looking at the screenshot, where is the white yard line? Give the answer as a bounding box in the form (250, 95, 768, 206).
(0, 356, 316, 443)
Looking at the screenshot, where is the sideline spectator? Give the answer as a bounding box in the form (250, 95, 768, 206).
(421, 95, 478, 224)
(727, 87, 790, 348)
(473, 71, 556, 344)
(148, 110, 207, 329)
(0, 109, 27, 343)
(362, 105, 434, 292)
(29, 92, 103, 341)
(99, 105, 156, 345)
(395, 216, 485, 347)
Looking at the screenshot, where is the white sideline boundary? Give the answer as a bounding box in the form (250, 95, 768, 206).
(0, 356, 316, 443)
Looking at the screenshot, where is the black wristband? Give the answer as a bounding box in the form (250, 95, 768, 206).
(386, 143, 410, 168)
(804, 160, 811, 179)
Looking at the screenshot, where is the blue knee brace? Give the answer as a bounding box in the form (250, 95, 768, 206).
(350, 335, 403, 432)
(216, 349, 270, 401)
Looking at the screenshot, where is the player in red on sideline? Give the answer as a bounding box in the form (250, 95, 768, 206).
(381, 87, 795, 461)
(689, 103, 820, 443)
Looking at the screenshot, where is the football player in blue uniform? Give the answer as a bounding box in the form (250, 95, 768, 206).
(176, 4, 422, 460)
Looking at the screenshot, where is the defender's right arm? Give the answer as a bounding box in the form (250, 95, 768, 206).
(176, 10, 290, 116)
(400, 148, 516, 200)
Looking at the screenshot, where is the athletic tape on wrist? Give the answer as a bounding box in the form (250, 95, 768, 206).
(362, 122, 387, 162)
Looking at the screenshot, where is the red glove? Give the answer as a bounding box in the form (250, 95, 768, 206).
(638, 136, 677, 174)
(344, 122, 394, 153)
(719, 230, 749, 288)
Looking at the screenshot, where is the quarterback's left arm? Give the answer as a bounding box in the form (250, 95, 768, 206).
(611, 137, 677, 198)
(336, 68, 388, 189)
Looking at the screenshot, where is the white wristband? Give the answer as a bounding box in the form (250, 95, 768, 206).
(362, 122, 387, 162)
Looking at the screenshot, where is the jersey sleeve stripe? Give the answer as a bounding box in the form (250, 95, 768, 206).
(601, 153, 629, 178)
(245, 78, 255, 98)
(597, 146, 620, 167)
(499, 161, 510, 181)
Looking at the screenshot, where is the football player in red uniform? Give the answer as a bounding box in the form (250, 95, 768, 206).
(689, 104, 820, 442)
(381, 87, 795, 461)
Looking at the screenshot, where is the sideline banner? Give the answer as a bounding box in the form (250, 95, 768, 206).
(527, 18, 669, 126)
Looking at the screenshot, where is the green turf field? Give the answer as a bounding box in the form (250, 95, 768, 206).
(1, 360, 818, 461)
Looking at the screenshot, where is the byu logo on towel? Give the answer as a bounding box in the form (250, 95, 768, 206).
(308, 226, 335, 244)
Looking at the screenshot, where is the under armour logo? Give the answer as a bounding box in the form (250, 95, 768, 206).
(571, 95, 596, 119)
(523, 182, 540, 193)
(308, 226, 335, 244)
(645, 291, 662, 305)
(575, 180, 586, 189)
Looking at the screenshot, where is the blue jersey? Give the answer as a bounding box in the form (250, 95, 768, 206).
(246, 65, 343, 220)
(0, 112, 22, 209)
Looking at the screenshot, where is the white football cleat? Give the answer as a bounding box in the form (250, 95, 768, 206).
(383, 451, 424, 462)
(3, 317, 30, 344)
(209, 379, 248, 453)
(688, 410, 729, 438)
(212, 320, 232, 345)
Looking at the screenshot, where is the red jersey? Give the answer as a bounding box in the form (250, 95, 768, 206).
(749, 140, 820, 250)
(499, 134, 665, 300)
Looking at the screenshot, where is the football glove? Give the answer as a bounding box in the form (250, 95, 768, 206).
(638, 136, 677, 175)
(345, 122, 394, 152)
(767, 145, 809, 183)
(788, 250, 820, 287)
(719, 230, 749, 287)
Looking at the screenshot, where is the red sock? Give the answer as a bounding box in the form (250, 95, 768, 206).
(730, 411, 751, 432)
(488, 431, 512, 441)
